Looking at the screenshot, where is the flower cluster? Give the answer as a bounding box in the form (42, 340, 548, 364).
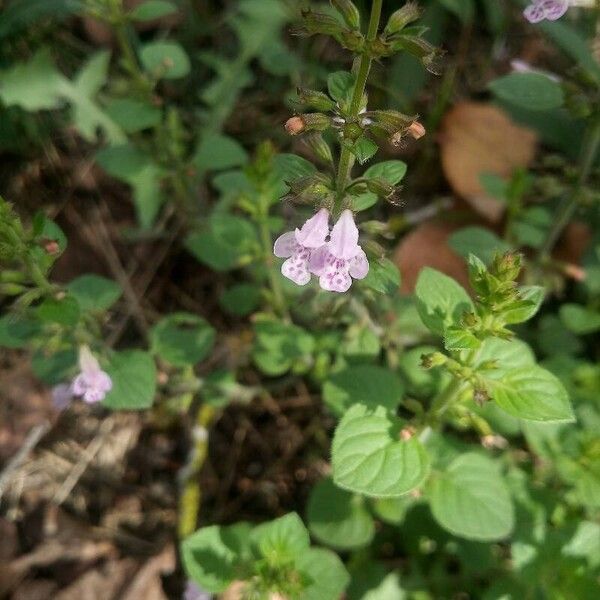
(273, 208, 369, 293)
(52, 346, 112, 410)
(524, 0, 569, 23)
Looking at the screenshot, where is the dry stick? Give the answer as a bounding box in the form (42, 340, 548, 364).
(52, 417, 115, 506)
(0, 421, 51, 499)
(91, 203, 150, 339)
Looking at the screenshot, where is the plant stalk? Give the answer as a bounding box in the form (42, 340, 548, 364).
(334, 0, 383, 212)
(538, 117, 600, 260)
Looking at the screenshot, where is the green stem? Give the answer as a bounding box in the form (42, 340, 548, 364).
(538, 117, 600, 260)
(258, 212, 290, 320)
(334, 0, 383, 212)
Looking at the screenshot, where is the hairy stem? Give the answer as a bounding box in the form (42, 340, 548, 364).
(538, 117, 600, 260)
(334, 0, 383, 212)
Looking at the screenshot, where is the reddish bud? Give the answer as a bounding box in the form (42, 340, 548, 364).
(42, 239, 60, 255)
(407, 121, 426, 140)
(285, 116, 306, 135)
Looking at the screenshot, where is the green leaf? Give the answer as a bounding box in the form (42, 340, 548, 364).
(252, 319, 314, 376)
(448, 226, 511, 265)
(185, 213, 258, 271)
(559, 304, 600, 335)
(485, 365, 574, 423)
(361, 572, 406, 600)
(0, 49, 64, 110)
(192, 133, 248, 172)
(104, 98, 162, 133)
(103, 350, 156, 410)
(415, 267, 473, 336)
(332, 404, 430, 498)
(272, 153, 317, 184)
(489, 73, 564, 111)
(182, 523, 251, 593)
(502, 286, 545, 324)
(306, 478, 375, 550)
(251, 512, 310, 562)
(444, 326, 480, 351)
(364, 160, 407, 185)
(327, 71, 355, 104)
(371, 495, 414, 525)
(67, 274, 122, 312)
(150, 313, 215, 367)
(351, 192, 377, 211)
(32, 348, 77, 385)
(323, 365, 404, 417)
(129, 0, 177, 21)
(352, 137, 379, 165)
(474, 338, 535, 377)
(96, 144, 165, 228)
(140, 41, 191, 79)
(360, 257, 401, 294)
(479, 172, 509, 201)
(219, 283, 261, 317)
(428, 453, 514, 541)
(0, 314, 42, 348)
(297, 547, 350, 600)
(36, 295, 80, 326)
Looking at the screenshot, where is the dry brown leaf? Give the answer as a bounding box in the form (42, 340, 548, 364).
(394, 221, 470, 294)
(120, 545, 175, 600)
(439, 102, 537, 221)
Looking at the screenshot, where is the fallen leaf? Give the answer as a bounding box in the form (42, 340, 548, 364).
(394, 220, 470, 294)
(120, 545, 175, 600)
(439, 102, 537, 221)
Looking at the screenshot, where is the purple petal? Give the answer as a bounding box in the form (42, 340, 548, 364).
(524, 4, 546, 22)
(71, 373, 88, 396)
(273, 231, 297, 258)
(295, 208, 330, 248)
(328, 210, 360, 260)
(542, 0, 568, 20)
(319, 268, 352, 293)
(282, 256, 311, 286)
(183, 581, 212, 600)
(79, 345, 100, 375)
(83, 388, 105, 404)
(349, 249, 369, 280)
(308, 245, 328, 276)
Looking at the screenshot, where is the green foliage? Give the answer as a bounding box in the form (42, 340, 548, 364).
(427, 453, 514, 541)
(140, 41, 191, 80)
(182, 513, 349, 598)
(150, 313, 215, 367)
(306, 477, 375, 550)
(103, 350, 157, 410)
(67, 275, 122, 312)
(332, 404, 430, 498)
(489, 72, 564, 111)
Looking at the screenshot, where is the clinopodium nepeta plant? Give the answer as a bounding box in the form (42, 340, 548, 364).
(2, 0, 600, 598)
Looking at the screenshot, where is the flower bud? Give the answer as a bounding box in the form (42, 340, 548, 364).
(296, 88, 336, 112)
(365, 177, 395, 199)
(330, 0, 361, 29)
(473, 387, 490, 406)
(285, 116, 305, 135)
(363, 110, 416, 134)
(407, 121, 426, 140)
(343, 122, 363, 141)
(303, 133, 334, 165)
(340, 30, 365, 52)
(41, 239, 60, 255)
(421, 352, 447, 369)
(385, 2, 422, 35)
(285, 113, 331, 135)
(296, 9, 345, 37)
(0, 283, 26, 295)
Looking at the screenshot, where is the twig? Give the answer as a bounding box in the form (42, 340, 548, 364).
(0, 421, 51, 499)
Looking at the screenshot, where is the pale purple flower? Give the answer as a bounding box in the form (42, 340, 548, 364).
(273, 208, 329, 286)
(309, 210, 369, 293)
(183, 581, 211, 600)
(71, 346, 112, 404)
(52, 383, 74, 411)
(524, 0, 569, 23)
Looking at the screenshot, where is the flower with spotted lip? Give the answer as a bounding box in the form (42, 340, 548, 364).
(524, 0, 569, 23)
(71, 345, 112, 404)
(309, 209, 369, 293)
(273, 208, 330, 286)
